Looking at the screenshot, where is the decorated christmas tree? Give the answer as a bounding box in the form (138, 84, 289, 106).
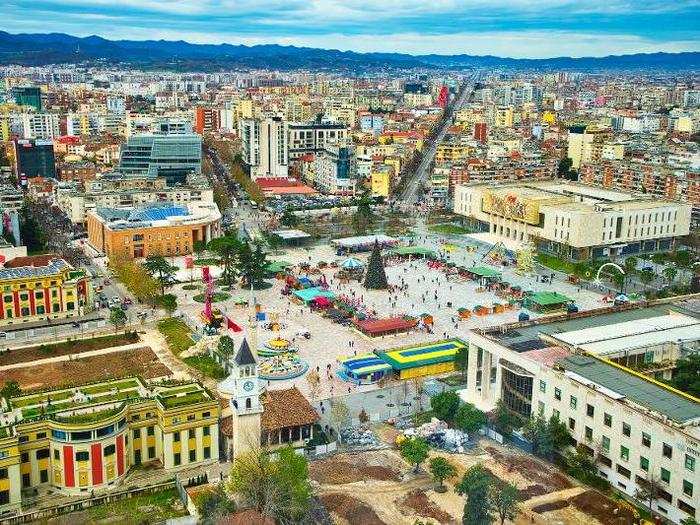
(364, 240, 389, 290)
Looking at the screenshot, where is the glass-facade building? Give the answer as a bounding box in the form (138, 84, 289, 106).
(12, 86, 42, 111)
(118, 134, 202, 185)
(13, 139, 56, 179)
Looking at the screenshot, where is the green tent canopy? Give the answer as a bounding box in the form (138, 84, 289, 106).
(387, 246, 437, 258)
(468, 266, 502, 278)
(526, 291, 573, 306)
(265, 261, 293, 274)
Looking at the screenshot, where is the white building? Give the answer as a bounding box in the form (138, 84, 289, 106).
(313, 143, 356, 195)
(462, 301, 700, 524)
(453, 180, 692, 260)
(22, 113, 60, 139)
(238, 118, 288, 180)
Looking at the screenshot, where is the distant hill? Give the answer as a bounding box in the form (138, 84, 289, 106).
(0, 31, 698, 71)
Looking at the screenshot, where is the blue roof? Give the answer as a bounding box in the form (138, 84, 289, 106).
(129, 204, 189, 221)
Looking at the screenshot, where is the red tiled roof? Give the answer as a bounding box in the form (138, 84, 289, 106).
(5, 254, 59, 268)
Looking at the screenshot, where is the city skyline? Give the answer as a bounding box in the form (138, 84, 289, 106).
(4, 0, 700, 58)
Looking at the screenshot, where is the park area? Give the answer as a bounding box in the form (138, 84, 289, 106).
(310, 439, 641, 525)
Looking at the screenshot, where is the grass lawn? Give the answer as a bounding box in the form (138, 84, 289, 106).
(183, 356, 227, 380)
(193, 292, 231, 303)
(193, 257, 221, 266)
(157, 318, 194, 356)
(429, 223, 473, 235)
(87, 488, 186, 523)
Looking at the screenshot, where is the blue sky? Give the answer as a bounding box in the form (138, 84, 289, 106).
(4, 1, 699, 58)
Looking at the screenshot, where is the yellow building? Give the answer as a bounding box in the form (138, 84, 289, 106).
(541, 111, 556, 125)
(436, 141, 470, 164)
(370, 166, 392, 198)
(0, 378, 219, 515)
(0, 255, 92, 327)
(494, 106, 514, 128)
(87, 202, 221, 259)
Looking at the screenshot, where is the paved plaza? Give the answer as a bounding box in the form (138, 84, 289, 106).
(169, 231, 607, 402)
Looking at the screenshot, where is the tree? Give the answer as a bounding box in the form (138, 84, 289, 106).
(208, 235, 241, 289)
(363, 240, 388, 290)
(557, 157, 573, 179)
(306, 370, 321, 401)
(453, 403, 486, 434)
(329, 399, 350, 441)
(159, 294, 177, 316)
(1, 380, 21, 401)
(430, 391, 461, 422)
(358, 408, 370, 425)
(455, 346, 468, 381)
(109, 307, 127, 332)
(217, 335, 235, 356)
(456, 464, 493, 525)
(668, 354, 700, 397)
(239, 241, 268, 289)
(523, 415, 570, 459)
(227, 445, 311, 523)
(662, 265, 678, 285)
(639, 267, 656, 289)
(429, 456, 456, 491)
(399, 436, 429, 473)
(193, 484, 236, 524)
(623, 256, 638, 276)
(492, 401, 519, 438)
(490, 481, 519, 525)
(352, 188, 375, 234)
(634, 470, 663, 514)
(280, 209, 299, 228)
(143, 255, 177, 296)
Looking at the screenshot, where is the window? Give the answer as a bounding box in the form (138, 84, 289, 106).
(174, 453, 181, 466)
(203, 426, 210, 436)
(0, 468, 7, 479)
(553, 409, 560, 420)
(662, 443, 673, 459)
(104, 445, 115, 456)
(642, 432, 651, 448)
(620, 446, 629, 462)
(133, 428, 141, 439)
(71, 431, 91, 441)
(36, 448, 49, 459)
(20, 452, 29, 463)
(661, 468, 670, 483)
(685, 454, 695, 472)
(18, 436, 28, 444)
(602, 436, 610, 453)
(188, 429, 195, 439)
(678, 499, 696, 517)
(586, 404, 594, 417)
(568, 418, 575, 430)
(36, 432, 46, 439)
(174, 432, 180, 442)
(539, 380, 546, 393)
(554, 388, 561, 401)
(603, 413, 612, 427)
(570, 396, 577, 409)
(617, 464, 631, 479)
(189, 450, 196, 462)
(203, 411, 210, 418)
(640, 457, 649, 471)
(53, 450, 60, 460)
(22, 473, 30, 488)
(684, 480, 694, 498)
(585, 427, 593, 441)
(40, 469, 48, 483)
(622, 422, 631, 437)
(76, 451, 89, 462)
(147, 426, 154, 436)
(148, 446, 155, 459)
(0, 490, 8, 505)
(204, 446, 210, 459)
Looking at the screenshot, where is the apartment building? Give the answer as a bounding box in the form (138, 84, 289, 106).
(239, 118, 288, 179)
(0, 379, 219, 516)
(567, 125, 611, 169)
(313, 143, 357, 195)
(453, 180, 691, 260)
(463, 301, 700, 524)
(21, 114, 60, 140)
(287, 119, 347, 160)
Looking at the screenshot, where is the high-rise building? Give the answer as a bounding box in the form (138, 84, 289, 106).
(21, 113, 60, 140)
(118, 134, 202, 185)
(194, 107, 221, 134)
(473, 122, 488, 143)
(239, 118, 288, 179)
(12, 86, 42, 111)
(287, 118, 347, 160)
(13, 139, 56, 179)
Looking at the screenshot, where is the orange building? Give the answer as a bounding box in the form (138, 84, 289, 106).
(87, 202, 221, 259)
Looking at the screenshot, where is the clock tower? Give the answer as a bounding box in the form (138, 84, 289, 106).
(217, 337, 263, 458)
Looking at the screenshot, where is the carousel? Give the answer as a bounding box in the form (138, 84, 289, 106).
(258, 353, 309, 381)
(258, 336, 297, 358)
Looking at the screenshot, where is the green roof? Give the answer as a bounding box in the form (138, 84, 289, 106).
(265, 260, 293, 274)
(558, 355, 700, 424)
(388, 246, 437, 257)
(528, 291, 572, 306)
(292, 287, 336, 303)
(468, 266, 502, 278)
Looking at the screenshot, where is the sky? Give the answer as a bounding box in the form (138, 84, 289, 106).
(4, 1, 700, 58)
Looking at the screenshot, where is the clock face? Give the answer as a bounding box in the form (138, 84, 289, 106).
(243, 380, 255, 392)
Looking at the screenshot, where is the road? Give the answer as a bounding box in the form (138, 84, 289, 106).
(399, 72, 480, 205)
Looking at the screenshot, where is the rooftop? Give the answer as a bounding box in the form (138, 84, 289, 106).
(557, 355, 700, 425)
(260, 386, 319, 431)
(0, 257, 76, 282)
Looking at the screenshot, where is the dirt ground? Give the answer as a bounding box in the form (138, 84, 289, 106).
(312, 442, 631, 525)
(0, 347, 172, 390)
(0, 332, 140, 366)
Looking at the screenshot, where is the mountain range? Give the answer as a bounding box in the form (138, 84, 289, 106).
(0, 31, 698, 71)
